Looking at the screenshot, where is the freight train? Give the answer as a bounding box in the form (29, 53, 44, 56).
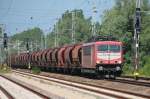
(9, 36, 124, 78)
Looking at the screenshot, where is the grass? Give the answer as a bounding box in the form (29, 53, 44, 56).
(139, 64, 150, 77)
(122, 63, 150, 77)
(31, 66, 41, 74)
(0, 64, 11, 74)
(122, 63, 134, 75)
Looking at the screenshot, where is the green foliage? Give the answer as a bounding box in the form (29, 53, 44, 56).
(122, 63, 133, 75)
(31, 66, 41, 74)
(0, 64, 11, 74)
(12, 27, 43, 41)
(101, 0, 150, 76)
(100, 0, 136, 37)
(11, 27, 44, 51)
(47, 9, 92, 47)
(139, 56, 150, 76)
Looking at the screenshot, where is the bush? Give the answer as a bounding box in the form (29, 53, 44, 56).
(139, 64, 150, 76)
(122, 63, 133, 75)
(0, 64, 11, 73)
(139, 56, 150, 76)
(31, 66, 41, 74)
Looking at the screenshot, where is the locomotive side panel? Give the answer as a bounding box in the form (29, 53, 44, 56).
(82, 44, 96, 69)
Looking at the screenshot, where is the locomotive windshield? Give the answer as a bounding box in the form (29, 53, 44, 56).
(97, 45, 108, 51)
(109, 45, 120, 52)
(97, 45, 121, 52)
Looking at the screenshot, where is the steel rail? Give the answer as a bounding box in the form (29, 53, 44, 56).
(0, 75, 50, 99)
(109, 78, 150, 87)
(13, 70, 150, 99)
(0, 82, 14, 99)
(121, 75, 150, 80)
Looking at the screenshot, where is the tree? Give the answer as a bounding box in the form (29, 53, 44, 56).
(11, 27, 44, 51)
(47, 9, 92, 47)
(100, 0, 150, 75)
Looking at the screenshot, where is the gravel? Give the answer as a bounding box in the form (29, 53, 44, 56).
(9, 69, 150, 98)
(0, 76, 42, 99)
(39, 71, 150, 96)
(5, 73, 115, 99)
(0, 90, 8, 99)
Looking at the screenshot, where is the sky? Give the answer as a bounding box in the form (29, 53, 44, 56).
(0, 0, 115, 35)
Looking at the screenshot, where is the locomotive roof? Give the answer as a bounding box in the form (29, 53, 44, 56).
(83, 41, 122, 46)
(86, 35, 117, 42)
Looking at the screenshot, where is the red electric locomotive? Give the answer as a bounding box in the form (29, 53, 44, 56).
(81, 41, 123, 77)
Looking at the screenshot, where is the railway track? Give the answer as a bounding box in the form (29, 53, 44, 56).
(109, 77, 150, 87)
(0, 75, 50, 99)
(121, 75, 150, 80)
(0, 84, 14, 99)
(12, 69, 150, 99)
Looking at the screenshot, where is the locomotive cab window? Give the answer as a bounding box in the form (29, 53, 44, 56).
(97, 45, 120, 52)
(109, 45, 120, 52)
(97, 45, 108, 52)
(83, 46, 91, 55)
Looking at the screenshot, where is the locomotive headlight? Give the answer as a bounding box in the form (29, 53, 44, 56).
(96, 60, 100, 64)
(118, 60, 121, 64)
